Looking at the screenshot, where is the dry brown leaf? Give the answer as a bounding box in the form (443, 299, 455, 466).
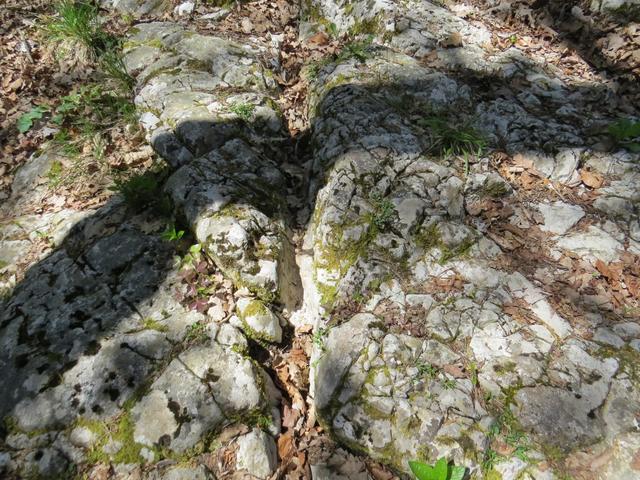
(595, 259, 622, 282)
(443, 364, 466, 378)
(626, 274, 640, 299)
(580, 169, 604, 189)
(282, 404, 301, 428)
(307, 31, 330, 47)
(277, 431, 294, 460)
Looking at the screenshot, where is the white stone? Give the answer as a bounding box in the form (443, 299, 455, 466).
(69, 426, 96, 448)
(507, 272, 571, 338)
(551, 149, 582, 186)
(537, 201, 584, 235)
(235, 429, 277, 479)
(556, 226, 623, 263)
(140, 447, 155, 463)
(236, 297, 282, 343)
(494, 457, 528, 480)
(174, 1, 194, 15)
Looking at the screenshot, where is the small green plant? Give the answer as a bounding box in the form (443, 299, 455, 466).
(44, 0, 134, 89)
(468, 362, 479, 386)
(369, 193, 395, 232)
(442, 378, 456, 390)
(326, 22, 338, 38)
(17, 106, 48, 133)
(312, 326, 329, 352)
(417, 363, 439, 379)
(229, 102, 255, 121)
(98, 49, 135, 90)
(52, 129, 81, 157)
(419, 116, 486, 173)
(481, 448, 498, 472)
(44, 0, 100, 49)
(336, 36, 373, 63)
(508, 34, 517, 45)
(184, 320, 209, 343)
(608, 118, 640, 152)
(142, 318, 168, 332)
(53, 85, 135, 127)
(438, 237, 474, 265)
(111, 170, 163, 210)
(409, 457, 465, 480)
(47, 160, 65, 187)
(161, 223, 185, 242)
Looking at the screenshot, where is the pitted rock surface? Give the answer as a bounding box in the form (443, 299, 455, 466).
(300, 2, 640, 477)
(2, 1, 640, 479)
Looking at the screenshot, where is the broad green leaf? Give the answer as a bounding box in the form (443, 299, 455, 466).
(17, 106, 47, 133)
(449, 465, 466, 480)
(434, 457, 448, 480)
(409, 461, 436, 480)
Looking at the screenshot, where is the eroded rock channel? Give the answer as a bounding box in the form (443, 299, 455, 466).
(1, 0, 640, 479)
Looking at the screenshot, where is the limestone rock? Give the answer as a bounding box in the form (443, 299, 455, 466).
(235, 429, 277, 479)
(236, 297, 282, 343)
(537, 201, 584, 235)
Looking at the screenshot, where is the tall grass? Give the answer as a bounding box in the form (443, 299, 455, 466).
(43, 0, 133, 89)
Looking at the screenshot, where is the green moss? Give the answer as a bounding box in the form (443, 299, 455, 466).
(485, 469, 503, 480)
(414, 221, 475, 264)
(240, 408, 273, 430)
(142, 318, 168, 332)
(415, 222, 441, 251)
(483, 180, 509, 198)
(493, 361, 517, 375)
(347, 13, 385, 37)
(184, 320, 209, 343)
(184, 58, 211, 71)
(344, 2, 354, 15)
(3, 415, 52, 438)
(438, 236, 475, 265)
(240, 300, 269, 319)
(238, 303, 274, 343)
(324, 73, 354, 91)
(122, 37, 164, 51)
(230, 344, 249, 358)
(142, 65, 183, 83)
(595, 344, 640, 385)
(77, 412, 150, 465)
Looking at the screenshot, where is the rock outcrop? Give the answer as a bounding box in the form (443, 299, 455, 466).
(1, 1, 639, 479)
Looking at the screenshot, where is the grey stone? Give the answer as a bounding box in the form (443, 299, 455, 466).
(513, 386, 606, 447)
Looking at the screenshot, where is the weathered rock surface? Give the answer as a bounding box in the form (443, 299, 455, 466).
(301, 1, 640, 476)
(2, 1, 640, 479)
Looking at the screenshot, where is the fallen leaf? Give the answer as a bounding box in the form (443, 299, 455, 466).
(444, 364, 466, 378)
(595, 259, 621, 282)
(580, 169, 604, 188)
(277, 431, 294, 460)
(307, 31, 330, 47)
